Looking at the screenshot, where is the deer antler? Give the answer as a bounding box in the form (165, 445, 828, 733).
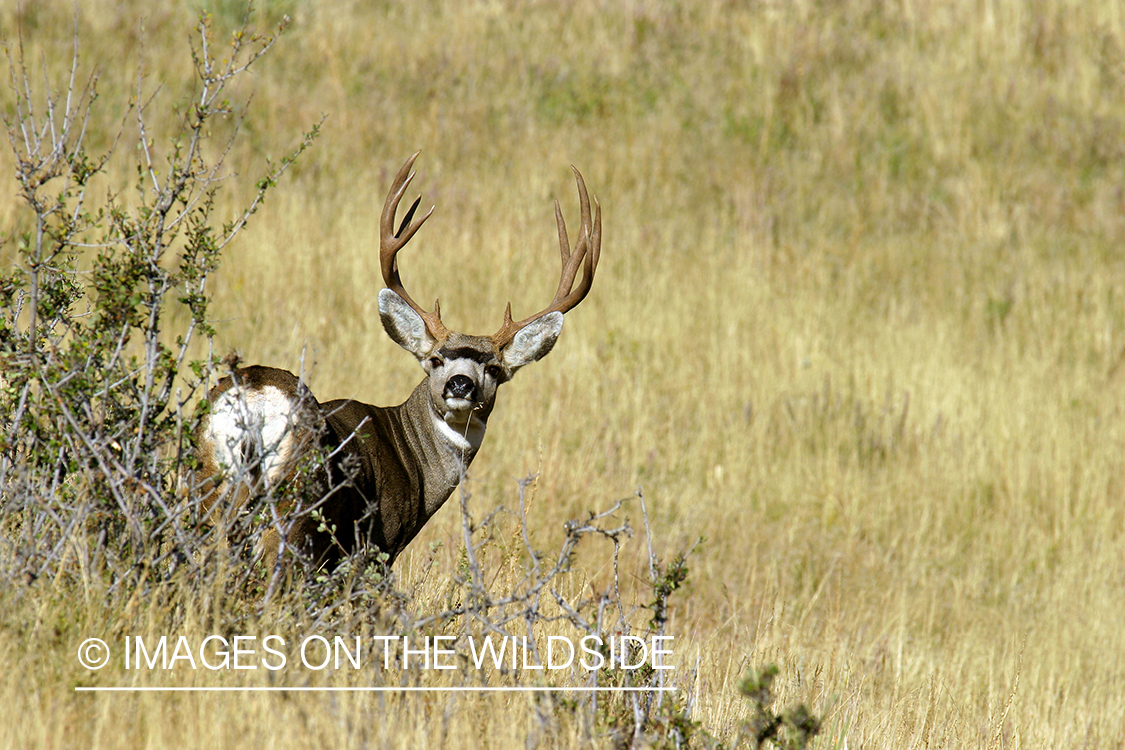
(490, 166, 602, 351)
(380, 151, 447, 342)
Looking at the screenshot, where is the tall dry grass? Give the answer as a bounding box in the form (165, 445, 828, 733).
(3, 0, 1125, 746)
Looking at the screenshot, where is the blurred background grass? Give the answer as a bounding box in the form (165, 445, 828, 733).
(3, 0, 1125, 746)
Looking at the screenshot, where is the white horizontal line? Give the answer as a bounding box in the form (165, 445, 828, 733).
(75, 686, 676, 693)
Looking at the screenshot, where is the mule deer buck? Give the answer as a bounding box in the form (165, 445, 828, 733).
(194, 152, 601, 570)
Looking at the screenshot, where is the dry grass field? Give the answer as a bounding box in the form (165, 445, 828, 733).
(3, 0, 1125, 747)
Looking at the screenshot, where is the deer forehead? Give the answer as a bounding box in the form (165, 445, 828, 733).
(434, 333, 502, 364)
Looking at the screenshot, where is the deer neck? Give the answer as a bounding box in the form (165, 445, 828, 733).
(401, 379, 488, 504)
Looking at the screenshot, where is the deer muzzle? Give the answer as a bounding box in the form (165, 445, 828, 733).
(443, 374, 476, 403)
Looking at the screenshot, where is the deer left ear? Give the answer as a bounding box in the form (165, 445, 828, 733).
(501, 311, 564, 374)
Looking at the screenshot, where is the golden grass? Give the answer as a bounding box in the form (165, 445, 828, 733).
(4, 0, 1125, 746)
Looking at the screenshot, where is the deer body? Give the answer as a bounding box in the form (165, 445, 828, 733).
(194, 153, 599, 569)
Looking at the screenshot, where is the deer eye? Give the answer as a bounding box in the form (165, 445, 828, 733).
(428, 357, 444, 369)
(485, 365, 502, 380)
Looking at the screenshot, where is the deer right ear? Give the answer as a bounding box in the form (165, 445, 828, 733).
(379, 288, 437, 359)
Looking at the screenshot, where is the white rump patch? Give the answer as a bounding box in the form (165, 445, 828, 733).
(206, 385, 303, 486)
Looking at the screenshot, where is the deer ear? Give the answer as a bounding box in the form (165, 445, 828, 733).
(379, 288, 437, 359)
(501, 312, 564, 374)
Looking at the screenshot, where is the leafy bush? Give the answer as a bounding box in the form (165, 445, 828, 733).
(0, 7, 316, 592)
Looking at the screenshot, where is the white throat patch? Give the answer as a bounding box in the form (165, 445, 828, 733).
(433, 411, 486, 457)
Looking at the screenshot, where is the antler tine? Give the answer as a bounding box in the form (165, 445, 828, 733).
(380, 151, 445, 340)
(491, 166, 602, 351)
(552, 166, 600, 304)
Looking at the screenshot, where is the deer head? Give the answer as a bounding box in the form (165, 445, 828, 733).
(377, 151, 601, 436)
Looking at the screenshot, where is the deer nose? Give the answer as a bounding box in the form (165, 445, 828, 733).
(444, 375, 476, 401)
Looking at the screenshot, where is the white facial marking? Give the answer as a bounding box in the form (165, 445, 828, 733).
(442, 358, 481, 411)
(443, 397, 474, 412)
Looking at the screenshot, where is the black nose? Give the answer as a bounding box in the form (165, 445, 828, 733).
(444, 375, 476, 401)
